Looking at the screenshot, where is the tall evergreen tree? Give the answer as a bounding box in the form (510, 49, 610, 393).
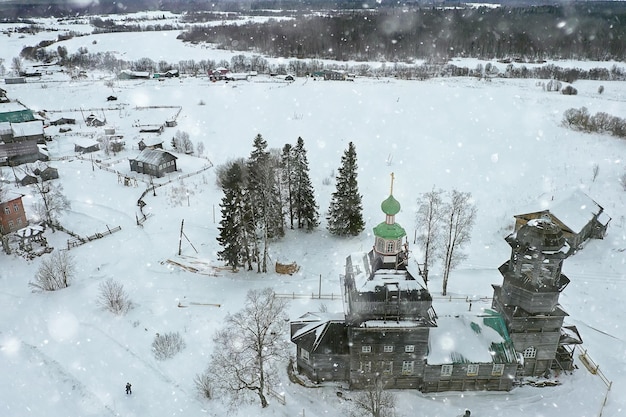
(216, 163, 255, 270)
(327, 141, 364, 236)
(280, 143, 295, 229)
(292, 137, 319, 231)
(247, 134, 284, 272)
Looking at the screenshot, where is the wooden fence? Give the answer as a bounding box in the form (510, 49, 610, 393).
(579, 349, 612, 417)
(67, 225, 121, 249)
(274, 292, 340, 300)
(266, 385, 286, 405)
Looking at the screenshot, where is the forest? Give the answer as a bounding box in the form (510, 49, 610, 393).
(177, 4, 626, 62)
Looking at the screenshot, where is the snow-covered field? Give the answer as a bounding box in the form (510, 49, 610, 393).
(1, 16, 626, 417)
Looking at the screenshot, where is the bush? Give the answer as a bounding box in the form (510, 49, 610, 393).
(29, 251, 75, 291)
(598, 85, 604, 94)
(98, 279, 132, 315)
(152, 331, 186, 360)
(193, 371, 213, 399)
(561, 85, 577, 95)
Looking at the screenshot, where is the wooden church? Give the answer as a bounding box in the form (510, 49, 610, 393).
(291, 175, 527, 392)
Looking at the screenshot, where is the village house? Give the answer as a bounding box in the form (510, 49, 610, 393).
(129, 148, 177, 178)
(513, 190, 610, 252)
(0, 192, 28, 235)
(74, 138, 100, 153)
(138, 136, 164, 151)
(0, 106, 45, 165)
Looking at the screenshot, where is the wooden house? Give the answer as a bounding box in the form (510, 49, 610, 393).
(50, 117, 76, 126)
(0, 192, 28, 235)
(129, 149, 177, 178)
(74, 138, 99, 153)
(138, 136, 164, 151)
(33, 162, 59, 181)
(85, 114, 106, 127)
(513, 190, 610, 252)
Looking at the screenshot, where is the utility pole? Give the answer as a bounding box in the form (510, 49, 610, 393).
(178, 219, 184, 256)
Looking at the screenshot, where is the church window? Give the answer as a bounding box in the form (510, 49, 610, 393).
(401, 361, 414, 375)
(441, 364, 453, 377)
(492, 364, 505, 376)
(523, 346, 537, 358)
(466, 364, 479, 376)
(361, 345, 372, 353)
(386, 241, 394, 252)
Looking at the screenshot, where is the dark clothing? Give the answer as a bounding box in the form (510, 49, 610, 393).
(126, 383, 132, 394)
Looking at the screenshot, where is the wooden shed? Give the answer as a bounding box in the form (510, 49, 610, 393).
(129, 149, 177, 178)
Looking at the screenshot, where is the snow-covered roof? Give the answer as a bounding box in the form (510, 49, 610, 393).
(74, 138, 99, 148)
(517, 189, 607, 234)
(348, 252, 425, 293)
(11, 120, 44, 137)
(291, 312, 345, 351)
(131, 148, 177, 165)
(427, 311, 516, 365)
(0, 121, 11, 135)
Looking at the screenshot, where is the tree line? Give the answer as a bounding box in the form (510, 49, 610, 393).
(177, 3, 626, 63)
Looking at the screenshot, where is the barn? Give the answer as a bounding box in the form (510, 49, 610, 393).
(129, 149, 177, 178)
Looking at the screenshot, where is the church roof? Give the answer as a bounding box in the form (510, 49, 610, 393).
(381, 194, 401, 215)
(373, 221, 406, 239)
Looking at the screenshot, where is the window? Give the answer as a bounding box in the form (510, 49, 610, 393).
(8, 220, 14, 229)
(138, 162, 143, 167)
(383, 345, 394, 353)
(441, 364, 453, 377)
(13, 203, 19, 213)
(360, 361, 372, 372)
(466, 364, 479, 376)
(466, 364, 480, 376)
(386, 241, 394, 252)
(300, 348, 309, 362)
(382, 361, 393, 374)
(361, 345, 372, 353)
(17, 218, 22, 226)
(405, 345, 415, 353)
(4, 207, 9, 215)
(401, 361, 414, 375)
(492, 364, 505, 376)
(523, 346, 537, 359)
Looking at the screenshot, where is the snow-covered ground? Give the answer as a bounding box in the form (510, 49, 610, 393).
(1, 17, 626, 417)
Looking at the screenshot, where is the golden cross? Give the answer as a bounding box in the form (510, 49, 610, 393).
(390, 172, 395, 195)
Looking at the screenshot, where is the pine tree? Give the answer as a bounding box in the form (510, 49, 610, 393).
(327, 141, 364, 236)
(293, 137, 319, 230)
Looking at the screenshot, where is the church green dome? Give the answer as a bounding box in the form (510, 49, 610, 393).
(381, 195, 401, 216)
(373, 222, 406, 240)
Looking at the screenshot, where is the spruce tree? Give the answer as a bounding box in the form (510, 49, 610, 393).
(216, 163, 247, 270)
(327, 141, 365, 236)
(281, 143, 295, 229)
(247, 134, 284, 272)
(293, 137, 319, 231)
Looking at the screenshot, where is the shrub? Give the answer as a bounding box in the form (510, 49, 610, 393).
(598, 85, 604, 94)
(152, 331, 186, 360)
(29, 251, 75, 291)
(193, 371, 213, 399)
(561, 85, 577, 95)
(98, 279, 132, 315)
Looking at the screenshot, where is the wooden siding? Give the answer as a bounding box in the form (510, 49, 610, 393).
(296, 350, 349, 383)
(348, 326, 430, 389)
(422, 363, 516, 393)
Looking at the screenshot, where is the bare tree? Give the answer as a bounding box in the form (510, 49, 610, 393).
(97, 279, 132, 315)
(207, 288, 289, 408)
(31, 181, 70, 230)
(351, 377, 396, 417)
(196, 140, 205, 156)
(440, 190, 477, 296)
(11, 56, 22, 75)
(29, 251, 75, 291)
(415, 188, 443, 285)
(172, 130, 194, 154)
(193, 371, 213, 399)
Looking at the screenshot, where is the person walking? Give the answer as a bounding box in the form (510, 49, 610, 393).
(126, 382, 132, 395)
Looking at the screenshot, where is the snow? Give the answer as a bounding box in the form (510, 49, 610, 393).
(1, 17, 626, 417)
